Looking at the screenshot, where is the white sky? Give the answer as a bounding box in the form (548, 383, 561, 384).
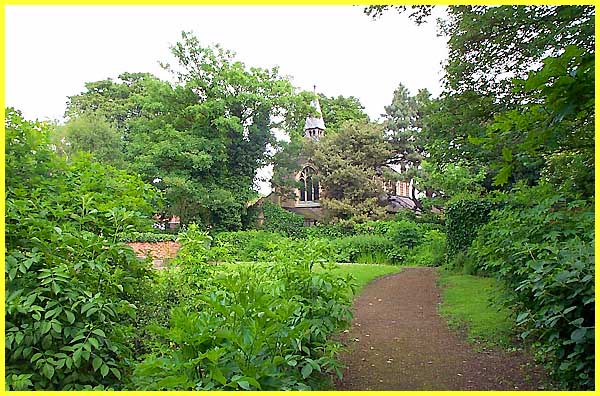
(5, 5, 449, 195)
(6, 5, 448, 122)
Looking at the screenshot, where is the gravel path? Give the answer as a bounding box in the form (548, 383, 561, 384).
(335, 267, 548, 391)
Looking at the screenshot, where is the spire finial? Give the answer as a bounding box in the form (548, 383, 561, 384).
(313, 84, 316, 94)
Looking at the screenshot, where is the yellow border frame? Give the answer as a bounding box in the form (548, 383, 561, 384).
(1, 2, 597, 395)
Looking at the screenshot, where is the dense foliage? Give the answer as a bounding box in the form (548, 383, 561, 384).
(213, 215, 445, 267)
(365, 5, 594, 389)
(257, 202, 306, 239)
(131, 225, 354, 390)
(469, 185, 594, 389)
(312, 121, 396, 221)
(5, 109, 159, 390)
(7, 5, 594, 390)
(65, 32, 297, 230)
(445, 197, 499, 261)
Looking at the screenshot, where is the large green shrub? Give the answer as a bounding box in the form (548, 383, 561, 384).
(469, 185, 594, 389)
(330, 235, 397, 264)
(5, 109, 159, 390)
(260, 202, 306, 238)
(132, 226, 354, 390)
(405, 230, 447, 267)
(386, 220, 424, 249)
(212, 231, 288, 262)
(445, 197, 500, 260)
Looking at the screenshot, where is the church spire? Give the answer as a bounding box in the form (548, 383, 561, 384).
(304, 85, 325, 140)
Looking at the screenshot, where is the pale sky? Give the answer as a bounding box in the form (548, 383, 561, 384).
(6, 6, 449, 194)
(6, 5, 448, 122)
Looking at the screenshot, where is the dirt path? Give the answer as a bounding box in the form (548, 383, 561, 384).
(335, 267, 548, 391)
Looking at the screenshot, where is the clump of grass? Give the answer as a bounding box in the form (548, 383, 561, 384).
(438, 274, 513, 348)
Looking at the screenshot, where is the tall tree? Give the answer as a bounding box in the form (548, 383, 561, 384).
(66, 72, 156, 132)
(65, 32, 297, 230)
(371, 6, 595, 193)
(312, 121, 395, 221)
(382, 83, 430, 170)
(318, 94, 369, 132)
(51, 112, 125, 167)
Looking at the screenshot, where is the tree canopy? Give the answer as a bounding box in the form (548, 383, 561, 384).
(65, 32, 298, 230)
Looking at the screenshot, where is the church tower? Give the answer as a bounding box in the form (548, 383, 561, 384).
(304, 87, 326, 140)
(264, 87, 327, 226)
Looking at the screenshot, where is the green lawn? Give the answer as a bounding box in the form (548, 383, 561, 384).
(330, 264, 402, 295)
(438, 273, 513, 348)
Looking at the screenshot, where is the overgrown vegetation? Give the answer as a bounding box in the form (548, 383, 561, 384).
(365, 6, 594, 389)
(5, 109, 159, 390)
(468, 184, 594, 389)
(131, 225, 355, 390)
(214, 214, 446, 267)
(6, 5, 594, 390)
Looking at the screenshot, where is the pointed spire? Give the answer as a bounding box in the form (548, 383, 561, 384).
(304, 86, 326, 131)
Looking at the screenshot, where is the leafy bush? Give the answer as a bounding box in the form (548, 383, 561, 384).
(5, 109, 159, 390)
(305, 220, 401, 239)
(329, 235, 402, 265)
(386, 220, 424, 249)
(469, 185, 594, 389)
(406, 230, 447, 267)
(131, 227, 355, 390)
(445, 197, 500, 260)
(259, 202, 306, 238)
(213, 231, 288, 262)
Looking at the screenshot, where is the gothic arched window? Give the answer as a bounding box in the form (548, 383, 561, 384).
(299, 166, 320, 202)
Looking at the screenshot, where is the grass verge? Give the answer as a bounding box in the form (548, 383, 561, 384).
(331, 264, 401, 296)
(438, 273, 513, 348)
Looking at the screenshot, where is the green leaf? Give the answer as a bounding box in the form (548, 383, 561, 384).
(492, 164, 512, 186)
(92, 356, 102, 371)
(51, 321, 62, 334)
(73, 348, 82, 365)
(65, 310, 75, 324)
(30, 352, 43, 362)
(501, 147, 513, 162)
(301, 363, 313, 378)
(563, 306, 577, 315)
(100, 363, 109, 377)
(237, 380, 250, 390)
(42, 363, 55, 379)
(88, 337, 100, 349)
(91, 328, 106, 338)
(211, 367, 227, 385)
(110, 367, 121, 380)
(571, 328, 587, 343)
(516, 312, 529, 323)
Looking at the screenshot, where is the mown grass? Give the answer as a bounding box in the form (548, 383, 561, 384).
(330, 264, 401, 295)
(438, 273, 513, 348)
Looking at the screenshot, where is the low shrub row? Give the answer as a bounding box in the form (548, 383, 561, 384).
(121, 232, 178, 243)
(214, 218, 447, 267)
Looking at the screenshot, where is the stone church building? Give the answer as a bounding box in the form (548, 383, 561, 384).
(265, 94, 419, 226)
